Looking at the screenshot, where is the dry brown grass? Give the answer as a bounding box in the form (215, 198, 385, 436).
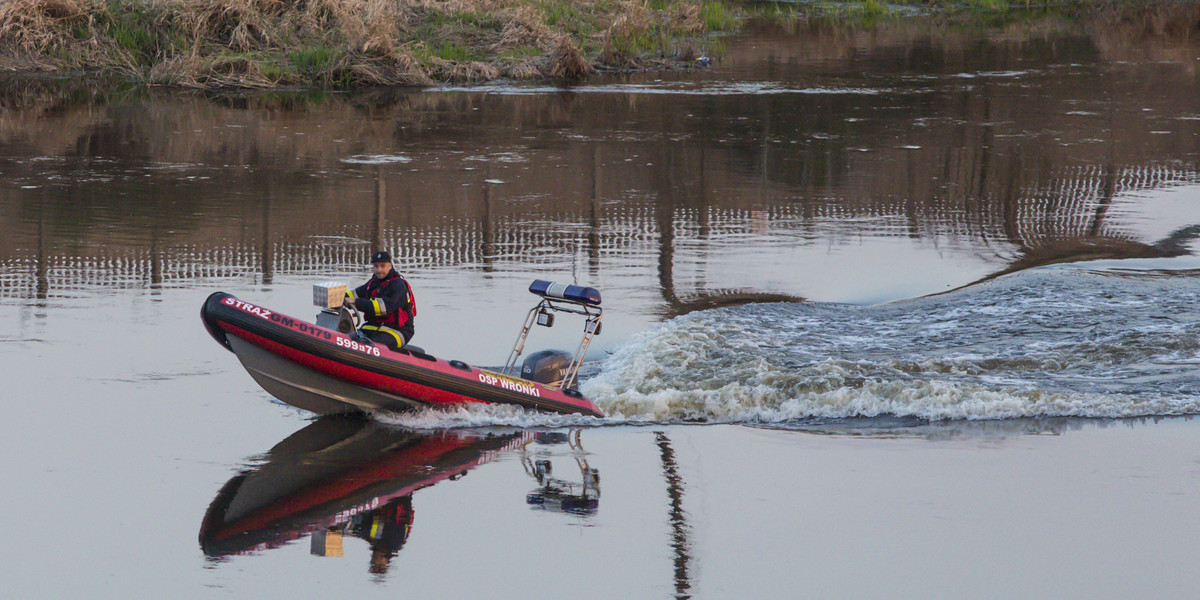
(173, 1, 271, 51)
(549, 36, 589, 82)
(0, 0, 99, 54)
(598, 29, 631, 68)
(428, 56, 499, 81)
(671, 2, 705, 35)
(491, 5, 558, 51)
(502, 59, 542, 79)
(0, 0, 738, 88)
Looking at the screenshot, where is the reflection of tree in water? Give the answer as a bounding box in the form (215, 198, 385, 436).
(655, 431, 693, 600)
(3, 19, 1200, 306)
(965, 163, 1200, 285)
(5, 157, 1198, 304)
(652, 145, 807, 316)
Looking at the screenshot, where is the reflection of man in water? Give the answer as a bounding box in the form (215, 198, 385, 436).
(350, 497, 414, 575)
(345, 251, 416, 351)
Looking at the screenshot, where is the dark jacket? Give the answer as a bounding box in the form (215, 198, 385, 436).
(350, 269, 415, 341)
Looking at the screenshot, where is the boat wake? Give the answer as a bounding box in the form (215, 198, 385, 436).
(381, 268, 1200, 429)
(374, 403, 606, 430)
(583, 268, 1200, 424)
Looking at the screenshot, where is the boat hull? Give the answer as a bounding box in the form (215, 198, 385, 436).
(201, 292, 604, 417)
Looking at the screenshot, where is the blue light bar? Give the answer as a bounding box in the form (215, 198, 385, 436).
(529, 280, 602, 306)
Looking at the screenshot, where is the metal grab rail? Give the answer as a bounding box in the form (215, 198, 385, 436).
(503, 293, 602, 390)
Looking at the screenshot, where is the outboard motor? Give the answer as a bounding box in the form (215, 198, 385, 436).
(521, 349, 572, 385)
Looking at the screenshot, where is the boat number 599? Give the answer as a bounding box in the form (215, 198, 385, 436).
(337, 337, 381, 356)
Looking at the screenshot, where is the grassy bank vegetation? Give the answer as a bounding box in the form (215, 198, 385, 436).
(0, 0, 737, 87)
(747, 0, 1200, 29)
(0, 1, 1195, 88)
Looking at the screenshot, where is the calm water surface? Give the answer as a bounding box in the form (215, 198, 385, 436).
(2, 15, 1200, 599)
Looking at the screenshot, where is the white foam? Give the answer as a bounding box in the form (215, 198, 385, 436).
(340, 154, 412, 164)
(953, 70, 1031, 79)
(373, 403, 610, 430)
(578, 271, 1200, 423)
(593, 373, 1200, 422)
(371, 271, 1200, 427)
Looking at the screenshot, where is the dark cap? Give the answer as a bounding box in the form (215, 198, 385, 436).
(370, 251, 392, 264)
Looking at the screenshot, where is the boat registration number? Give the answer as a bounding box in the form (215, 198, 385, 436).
(336, 336, 381, 356)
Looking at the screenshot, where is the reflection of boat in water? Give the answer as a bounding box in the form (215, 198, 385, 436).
(200, 280, 604, 417)
(522, 431, 601, 516)
(198, 415, 534, 569)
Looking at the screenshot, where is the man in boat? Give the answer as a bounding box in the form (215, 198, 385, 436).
(345, 251, 416, 351)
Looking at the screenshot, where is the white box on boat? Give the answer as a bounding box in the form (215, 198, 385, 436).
(313, 282, 348, 309)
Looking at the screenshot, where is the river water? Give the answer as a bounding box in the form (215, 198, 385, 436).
(2, 14, 1200, 599)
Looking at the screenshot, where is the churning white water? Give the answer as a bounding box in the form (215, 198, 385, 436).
(582, 267, 1200, 424)
(378, 267, 1200, 429)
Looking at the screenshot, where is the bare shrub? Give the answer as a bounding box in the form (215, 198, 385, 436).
(549, 36, 589, 82)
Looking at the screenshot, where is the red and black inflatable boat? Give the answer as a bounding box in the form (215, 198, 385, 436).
(201, 280, 605, 417)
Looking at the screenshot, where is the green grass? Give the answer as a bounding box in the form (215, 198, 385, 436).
(407, 9, 506, 58)
(537, 0, 582, 27)
(748, 3, 804, 25)
(608, 28, 660, 58)
(288, 46, 338, 74)
(797, 0, 898, 26)
(450, 10, 504, 31)
(861, 0, 891, 16)
(701, 2, 737, 31)
(965, 0, 1011, 11)
(101, 1, 182, 60)
(499, 45, 543, 60)
(411, 41, 481, 66)
(258, 60, 284, 82)
(10, 0, 1066, 88)
(433, 43, 477, 62)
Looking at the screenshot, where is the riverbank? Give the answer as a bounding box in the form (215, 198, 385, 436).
(1, 1, 1195, 89)
(0, 0, 740, 88)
